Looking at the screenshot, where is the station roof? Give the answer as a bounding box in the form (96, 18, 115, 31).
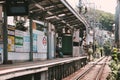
(29, 0, 89, 31)
(0, 0, 89, 31)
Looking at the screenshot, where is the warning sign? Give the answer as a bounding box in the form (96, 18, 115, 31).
(42, 37, 47, 46)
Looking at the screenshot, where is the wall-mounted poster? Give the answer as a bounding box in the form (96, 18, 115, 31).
(8, 30, 15, 36)
(15, 36, 23, 52)
(23, 32, 30, 52)
(37, 35, 47, 53)
(15, 30, 24, 52)
(33, 33, 37, 52)
(8, 36, 15, 51)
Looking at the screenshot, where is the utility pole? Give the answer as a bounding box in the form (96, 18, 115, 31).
(115, 0, 120, 48)
(78, 0, 97, 55)
(119, 14, 120, 48)
(93, 3, 96, 54)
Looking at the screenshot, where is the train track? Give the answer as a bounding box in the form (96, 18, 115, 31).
(95, 57, 109, 80)
(74, 56, 110, 80)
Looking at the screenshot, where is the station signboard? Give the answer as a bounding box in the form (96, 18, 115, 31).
(6, 0, 29, 16)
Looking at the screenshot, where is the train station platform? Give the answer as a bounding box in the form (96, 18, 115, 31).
(0, 56, 87, 80)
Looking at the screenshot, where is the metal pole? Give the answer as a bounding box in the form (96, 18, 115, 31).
(47, 22, 51, 59)
(93, 28, 95, 54)
(93, 3, 96, 55)
(29, 16, 33, 61)
(3, 4, 8, 64)
(119, 14, 120, 48)
(46, 21, 49, 59)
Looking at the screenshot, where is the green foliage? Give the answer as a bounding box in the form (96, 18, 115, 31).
(103, 41, 111, 55)
(95, 10, 114, 31)
(107, 48, 120, 80)
(107, 60, 120, 80)
(117, 52, 120, 61)
(109, 60, 119, 71)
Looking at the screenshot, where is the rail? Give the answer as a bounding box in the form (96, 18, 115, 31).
(75, 56, 108, 80)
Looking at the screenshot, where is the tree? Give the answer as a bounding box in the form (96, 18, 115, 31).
(96, 10, 114, 31)
(84, 8, 114, 31)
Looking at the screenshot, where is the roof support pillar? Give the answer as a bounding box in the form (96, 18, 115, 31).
(3, 4, 8, 64)
(29, 16, 33, 61)
(47, 22, 55, 59)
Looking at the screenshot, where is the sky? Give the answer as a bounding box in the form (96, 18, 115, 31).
(67, 0, 117, 14)
(90, 0, 117, 14)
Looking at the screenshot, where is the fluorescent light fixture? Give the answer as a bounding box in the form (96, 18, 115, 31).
(45, 16, 56, 19)
(55, 16, 60, 20)
(45, 16, 60, 20)
(58, 14, 65, 17)
(61, 20, 66, 23)
(35, 4, 53, 15)
(66, 24, 72, 28)
(67, 24, 70, 26)
(45, 6, 54, 9)
(47, 11, 53, 15)
(35, 4, 44, 10)
(35, 4, 54, 15)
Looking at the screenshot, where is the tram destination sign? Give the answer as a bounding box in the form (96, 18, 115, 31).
(6, 0, 29, 16)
